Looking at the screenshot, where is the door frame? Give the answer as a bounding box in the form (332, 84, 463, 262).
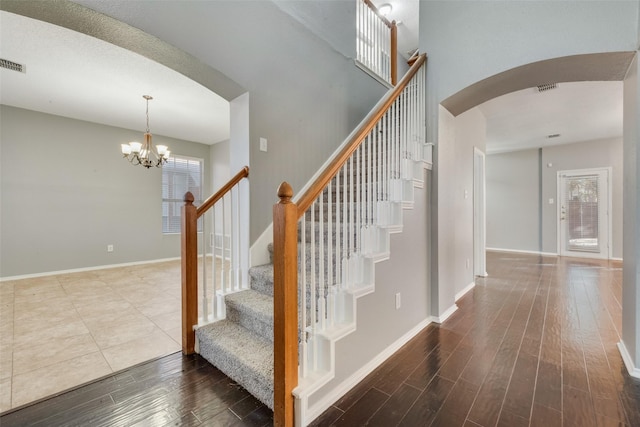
(474, 147, 488, 277)
(556, 167, 612, 260)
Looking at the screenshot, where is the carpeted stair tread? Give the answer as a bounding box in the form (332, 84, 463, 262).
(249, 263, 274, 296)
(225, 290, 274, 342)
(196, 319, 274, 409)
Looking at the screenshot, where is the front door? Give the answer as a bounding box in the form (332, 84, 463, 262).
(558, 168, 610, 259)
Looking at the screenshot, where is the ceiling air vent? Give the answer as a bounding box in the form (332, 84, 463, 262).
(547, 133, 561, 139)
(0, 58, 25, 73)
(537, 83, 557, 92)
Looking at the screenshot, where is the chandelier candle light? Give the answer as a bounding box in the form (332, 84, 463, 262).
(121, 95, 170, 168)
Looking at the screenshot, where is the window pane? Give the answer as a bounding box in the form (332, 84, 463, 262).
(162, 155, 203, 234)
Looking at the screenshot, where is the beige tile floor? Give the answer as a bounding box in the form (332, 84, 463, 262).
(0, 260, 187, 412)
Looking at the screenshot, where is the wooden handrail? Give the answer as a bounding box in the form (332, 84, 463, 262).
(363, 0, 393, 28)
(181, 166, 249, 355)
(296, 53, 427, 217)
(196, 166, 249, 218)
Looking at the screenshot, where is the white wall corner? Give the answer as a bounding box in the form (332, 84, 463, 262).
(250, 222, 273, 267)
(432, 303, 458, 324)
(455, 281, 475, 302)
(617, 341, 640, 379)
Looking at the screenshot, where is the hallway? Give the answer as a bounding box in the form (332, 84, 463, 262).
(314, 251, 638, 426)
(1, 252, 639, 426)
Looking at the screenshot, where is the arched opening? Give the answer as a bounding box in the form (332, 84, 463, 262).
(436, 51, 639, 379)
(0, 1, 251, 410)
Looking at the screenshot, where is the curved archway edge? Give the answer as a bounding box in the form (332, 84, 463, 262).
(442, 51, 636, 116)
(0, 0, 246, 102)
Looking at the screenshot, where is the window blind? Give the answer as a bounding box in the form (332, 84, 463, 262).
(565, 175, 599, 252)
(162, 155, 203, 234)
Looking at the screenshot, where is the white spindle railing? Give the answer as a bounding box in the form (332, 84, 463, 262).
(297, 61, 426, 380)
(196, 177, 248, 326)
(356, 0, 396, 86)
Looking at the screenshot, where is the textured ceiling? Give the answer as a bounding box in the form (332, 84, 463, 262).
(477, 81, 623, 154)
(0, 11, 230, 145)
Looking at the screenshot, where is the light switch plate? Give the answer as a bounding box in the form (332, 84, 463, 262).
(260, 137, 267, 152)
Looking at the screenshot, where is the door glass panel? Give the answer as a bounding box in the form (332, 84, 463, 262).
(565, 176, 599, 252)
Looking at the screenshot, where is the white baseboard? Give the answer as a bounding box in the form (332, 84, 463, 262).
(431, 303, 458, 324)
(455, 282, 475, 301)
(618, 341, 640, 379)
(610, 257, 623, 262)
(486, 247, 558, 257)
(304, 317, 433, 425)
(0, 257, 181, 282)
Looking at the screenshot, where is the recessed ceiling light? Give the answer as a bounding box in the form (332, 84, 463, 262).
(378, 3, 392, 16)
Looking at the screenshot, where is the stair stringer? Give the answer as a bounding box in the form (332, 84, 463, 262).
(292, 159, 430, 426)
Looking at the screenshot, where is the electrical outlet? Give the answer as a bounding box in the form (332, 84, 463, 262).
(395, 293, 401, 309)
(259, 137, 268, 152)
(107, 244, 114, 252)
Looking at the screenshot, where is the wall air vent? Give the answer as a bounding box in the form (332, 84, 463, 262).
(0, 58, 25, 73)
(547, 133, 561, 139)
(537, 83, 557, 92)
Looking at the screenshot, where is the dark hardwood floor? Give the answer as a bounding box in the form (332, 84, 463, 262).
(313, 252, 640, 427)
(2, 251, 639, 426)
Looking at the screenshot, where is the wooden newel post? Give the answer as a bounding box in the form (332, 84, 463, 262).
(181, 191, 198, 355)
(273, 182, 299, 427)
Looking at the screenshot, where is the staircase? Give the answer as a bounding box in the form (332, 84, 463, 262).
(182, 54, 428, 426)
(196, 258, 276, 408)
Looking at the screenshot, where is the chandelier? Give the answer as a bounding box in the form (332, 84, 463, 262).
(121, 95, 170, 168)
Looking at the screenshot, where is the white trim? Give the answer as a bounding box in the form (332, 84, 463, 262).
(618, 341, 640, 379)
(611, 257, 623, 262)
(431, 303, 458, 324)
(486, 247, 558, 257)
(473, 147, 487, 279)
(456, 282, 475, 301)
(354, 60, 394, 89)
(303, 317, 433, 425)
(0, 257, 180, 282)
(557, 167, 613, 260)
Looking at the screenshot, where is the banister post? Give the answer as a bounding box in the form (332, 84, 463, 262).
(273, 182, 298, 427)
(391, 20, 397, 86)
(181, 191, 198, 355)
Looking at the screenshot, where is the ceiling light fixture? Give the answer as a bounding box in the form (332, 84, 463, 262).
(121, 95, 170, 168)
(378, 3, 392, 16)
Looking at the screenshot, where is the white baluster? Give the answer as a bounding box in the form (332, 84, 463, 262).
(300, 213, 307, 378)
(201, 215, 208, 323)
(319, 190, 326, 330)
(310, 201, 317, 371)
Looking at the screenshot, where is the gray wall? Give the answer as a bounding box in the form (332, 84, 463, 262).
(486, 138, 623, 258)
(309, 172, 431, 411)
(486, 149, 541, 253)
(453, 109, 486, 296)
(419, 0, 639, 317)
(74, 0, 388, 246)
(0, 105, 212, 277)
(623, 53, 640, 375)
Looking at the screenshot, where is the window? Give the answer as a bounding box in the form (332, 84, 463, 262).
(162, 155, 203, 234)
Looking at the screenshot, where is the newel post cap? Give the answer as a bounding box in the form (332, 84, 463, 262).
(277, 182, 293, 204)
(184, 192, 195, 204)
